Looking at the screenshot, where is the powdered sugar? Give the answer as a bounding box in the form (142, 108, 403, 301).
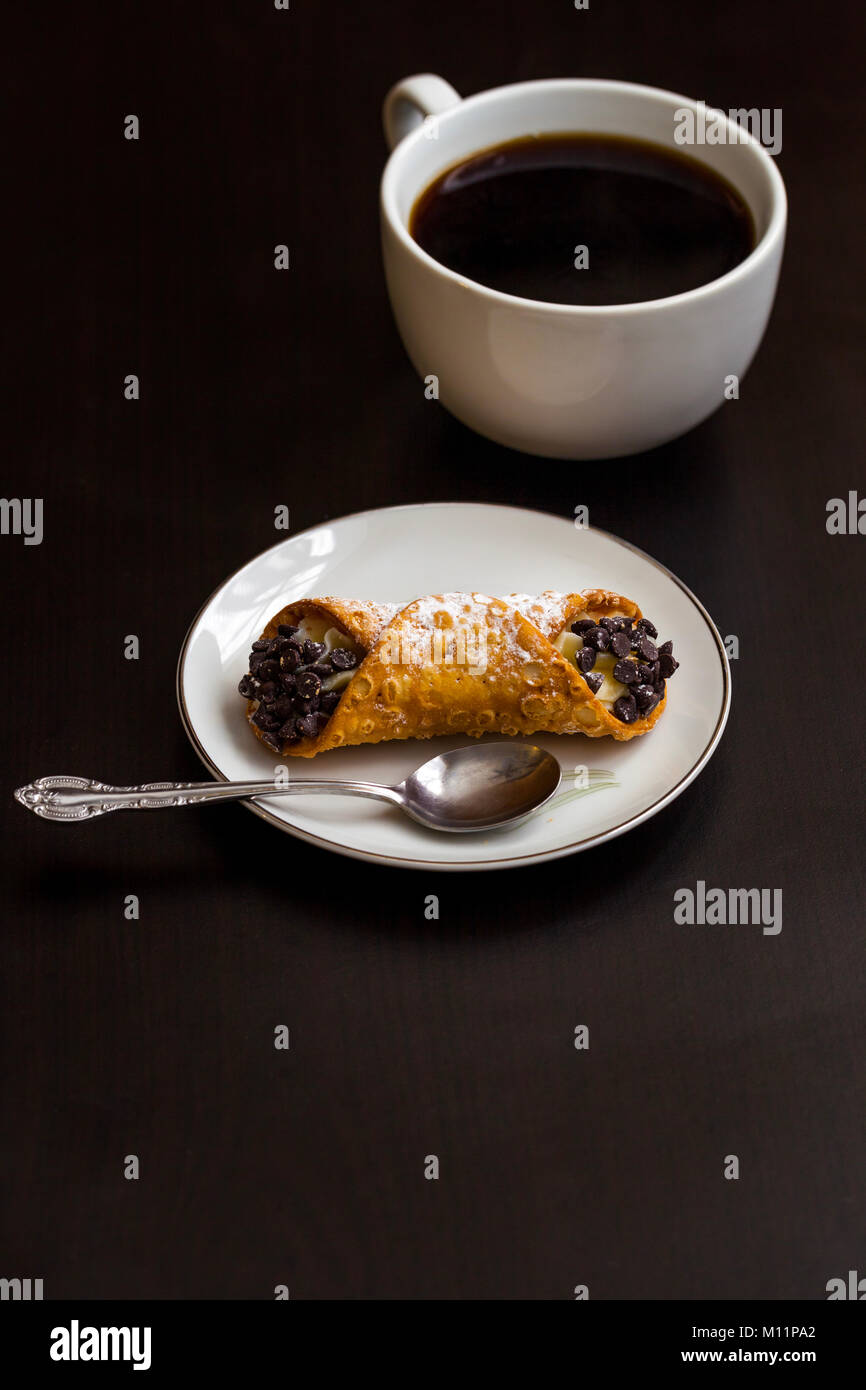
(365, 592, 577, 673)
(504, 591, 578, 637)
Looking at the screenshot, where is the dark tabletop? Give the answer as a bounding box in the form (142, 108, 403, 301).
(2, 0, 864, 1300)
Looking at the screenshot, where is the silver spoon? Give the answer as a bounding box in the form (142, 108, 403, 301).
(14, 742, 561, 834)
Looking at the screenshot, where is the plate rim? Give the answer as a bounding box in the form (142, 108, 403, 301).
(176, 501, 732, 871)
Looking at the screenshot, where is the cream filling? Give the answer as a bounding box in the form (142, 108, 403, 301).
(554, 628, 628, 710)
(295, 617, 362, 693)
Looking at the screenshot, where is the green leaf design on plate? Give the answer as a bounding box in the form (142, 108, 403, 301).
(548, 770, 618, 811)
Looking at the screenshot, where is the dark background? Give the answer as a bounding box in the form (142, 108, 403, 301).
(2, 0, 864, 1300)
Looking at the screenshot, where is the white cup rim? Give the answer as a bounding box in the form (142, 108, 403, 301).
(381, 77, 787, 317)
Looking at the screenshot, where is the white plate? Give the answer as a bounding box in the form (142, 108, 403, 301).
(177, 503, 730, 871)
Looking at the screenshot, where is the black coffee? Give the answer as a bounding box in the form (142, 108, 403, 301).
(410, 133, 755, 306)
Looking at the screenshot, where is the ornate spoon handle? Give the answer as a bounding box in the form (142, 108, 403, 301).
(14, 775, 402, 821)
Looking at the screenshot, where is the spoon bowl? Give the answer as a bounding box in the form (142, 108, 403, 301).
(398, 742, 561, 832)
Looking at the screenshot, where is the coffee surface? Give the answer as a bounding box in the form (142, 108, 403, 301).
(410, 133, 755, 305)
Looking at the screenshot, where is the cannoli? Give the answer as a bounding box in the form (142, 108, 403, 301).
(237, 590, 680, 758)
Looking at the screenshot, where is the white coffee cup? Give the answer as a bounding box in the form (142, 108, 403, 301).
(380, 75, 786, 459)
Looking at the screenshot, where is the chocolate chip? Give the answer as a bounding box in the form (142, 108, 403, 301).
(637, 662, 655, 683)
(576, 646, 596, 672)
(613, 694, 638, 723)
(635, 634, 658, 663)
(658, 651, 679, 679)
(613, 658, 640, 684)
(641, 693, 661, 717)
(636, 618, 658, 638)
(633, 682, 656, 711)
(244, 630, 362, 746)
(654, 680, 666, 697)
(584, 625, 610, 651)
(659, 640, 673, 655)
(296, 670, 322, 700)
(571, 618, 594, 635)
(244, 626, 359, 746)
(584, 672, 603, 695)
(610, 632, 631, 658)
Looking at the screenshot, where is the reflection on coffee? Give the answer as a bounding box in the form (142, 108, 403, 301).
(410, 133, 755, 306)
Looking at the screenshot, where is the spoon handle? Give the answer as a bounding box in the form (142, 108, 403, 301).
(13, 774, 403, 821)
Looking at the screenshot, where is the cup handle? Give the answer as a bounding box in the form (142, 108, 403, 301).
(382, 73, 462, 150)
